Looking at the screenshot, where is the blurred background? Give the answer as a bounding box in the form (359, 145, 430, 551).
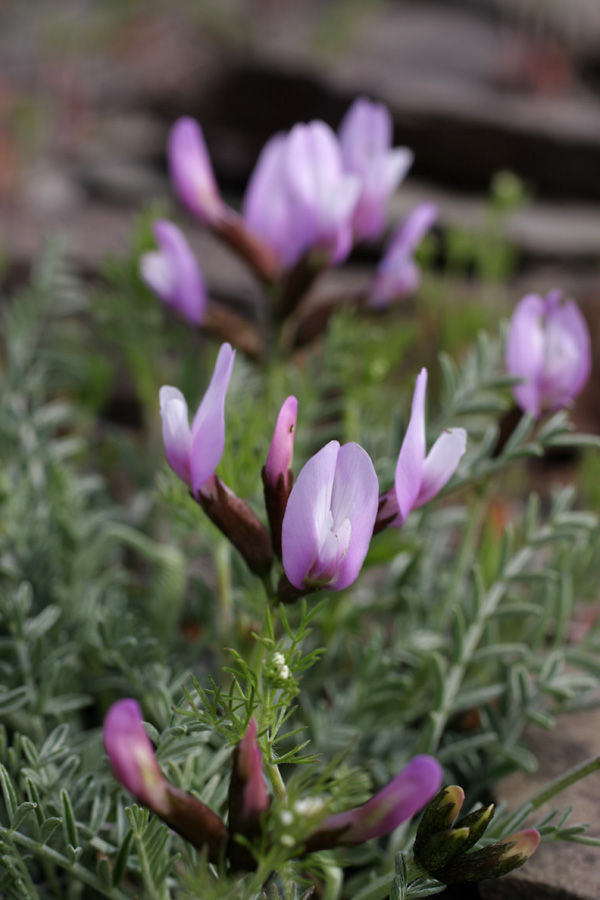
(1, 0, 599, 423)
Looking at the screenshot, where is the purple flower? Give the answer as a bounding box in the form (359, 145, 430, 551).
(243, 122, 360, 269)
(370, 203, 438, 307)
(339, 97, 413, 242)
(379, 369, 466, 528)
(506, 290, 591, 417)
(237, 719, 269, 819)
(140, 220, 207, 325)
(103, 699, 170, 814)
(265, 396, 298, 490)
(307, 756, 442, 849)
(168, 117, 223, 225)
(159, 343, 235, 495)
(281, 440, 379, 591)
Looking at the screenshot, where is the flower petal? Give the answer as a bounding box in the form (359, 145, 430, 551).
(159, 386, 192, 486)
(505, 293, 546, 415)
(282, 441, 340, 590)
(189, 343, 236, 494)
(146, 220, 206, 324)
(330, 442, 379, 590)
(416, 428, 467, 508)
(265, 396, 298, 487)
(394, 369, 428, 524)
(168, 118, 222, 224)
(542, 297, 591, 409)
(320, 755, 443, 844)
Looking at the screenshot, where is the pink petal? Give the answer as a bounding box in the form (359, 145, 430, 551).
(190, 343, 236, 494)
(321, 756, 443, 844)
(330, 442, 379, 590)
(168, 118, 222, 224)
(159, 386, 192, 486)
(282, 441, 340, 590)
(103, 699, 168, 813)
(265, 396, 298, 487)
(394, 369, 428, 524)
(505, 293, 546, 415)
(416, 428, 467, 508)
(238, 719, 269, 818)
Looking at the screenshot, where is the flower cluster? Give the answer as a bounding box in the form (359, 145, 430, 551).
(140, 96, 436, 328)
(103, 702, 442, 869)
(159, 345, 467, 598)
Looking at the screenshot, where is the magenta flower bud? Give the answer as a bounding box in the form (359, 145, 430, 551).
(140, 220, 207, 325)
(237, 719, 270, 819)
(265, 396, 298, 489)
(305, 756, 443, 852)
(159, 343, 235, 495)
(506, 290, 591, 417)
(103, 699, 170, 814)
(168, 117, 223, 225)
(378, 369, 466, 529)
(339, 97, 413, 242)
(281, 440, 379, 592)
(370, 203, 438, 307)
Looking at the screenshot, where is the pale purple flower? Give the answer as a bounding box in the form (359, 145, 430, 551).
(281, 440, 379, 591)
(506, 290, 591, 417)
(140, 220, 207, 325)
(370, 203, 438, 307)
(159, 343, 235, 495)
(168, 117, 223, 225)
(243, 133, 300, 270)
(265, 396, 298, 489)
(339, 97, 413, 242)
(243, 121, 360, 269)
(237, 719, 269, 819)
(103, 699, 170, 814)
(309, 756, 442, 847)
(381, 369, 466, 528)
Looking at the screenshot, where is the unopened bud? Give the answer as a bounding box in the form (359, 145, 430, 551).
(263, 396, 298, 557)
(434, 828, 541, 884)
(414, 785, 465, 861)
(227, 720, 270, 871)
(454, 803, 495, 853)
(415, 826, 471, 871)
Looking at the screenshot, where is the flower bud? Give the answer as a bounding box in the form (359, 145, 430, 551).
(227, 720, 270, 871)
(103, 699, 170, 815)
(140, 220, 207, 325)
(506, 290, 590, 417)
(168, 118, 223, 225)
(433, 828, 541, 884)
(263, 396, 298, 556)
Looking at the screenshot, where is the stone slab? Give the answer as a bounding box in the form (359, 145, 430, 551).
(480, 706, 600, 900)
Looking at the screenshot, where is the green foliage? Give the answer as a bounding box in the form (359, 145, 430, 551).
(1, 237, 599, 899)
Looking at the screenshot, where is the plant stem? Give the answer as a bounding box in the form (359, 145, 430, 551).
(7, 830, 130, 900)
(264, 760, 287, 802)
(428, 542, 536, 752)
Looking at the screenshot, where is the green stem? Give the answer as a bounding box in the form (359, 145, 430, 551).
(439, 486, 489, 628)
(216, 540, 233, 647)
(527, 754, 600, 811)
(428, 542, 536, 752)
(133, 830, 165, 900)
(8, 830, 130, 900)
(264, 760, 287, 802)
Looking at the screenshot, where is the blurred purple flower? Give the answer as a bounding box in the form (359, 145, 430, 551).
(281, 440, 379, 592)
(168, 117, 223, 225)
(307, 756, 443, 849)
(379, 369, 466, 528)
(103, 699, 170, 814)
(243, 121, 360, 269)
(140, 220, 207, 325)
(159, 343, 235, 496)
(506, 290, 591, 417)
(370, 203, 438, 306)
(339, 96, 413, 242)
